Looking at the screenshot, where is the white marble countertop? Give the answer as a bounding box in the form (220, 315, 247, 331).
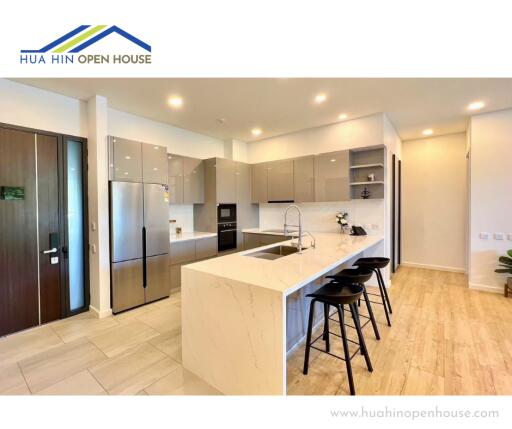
(185, 233, 383, 295)
(170, 231, 217, 243)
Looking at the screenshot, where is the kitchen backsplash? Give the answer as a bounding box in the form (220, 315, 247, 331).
(169, 204, 194, 233)
(258, 200, 385, 234)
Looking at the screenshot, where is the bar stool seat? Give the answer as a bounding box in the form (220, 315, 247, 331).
(326, 267, 381, 340)
(354, 257, 392, 326)
(303, 281, 373, 395)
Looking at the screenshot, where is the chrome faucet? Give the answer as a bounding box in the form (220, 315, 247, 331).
(283, 204, 315, 253)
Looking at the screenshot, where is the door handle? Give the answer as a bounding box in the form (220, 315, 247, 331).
(42, 247, 58, 254)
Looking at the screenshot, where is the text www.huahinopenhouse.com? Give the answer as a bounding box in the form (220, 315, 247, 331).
(330, 406, 499, 420)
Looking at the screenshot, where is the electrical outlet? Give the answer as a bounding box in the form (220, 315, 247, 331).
(494, 233, 505, 240)
(507, 233, 512, 241)
(479, 232, 490, 240)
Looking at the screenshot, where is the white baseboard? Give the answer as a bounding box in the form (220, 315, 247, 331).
(401, 261, 465, 273)
(468, 282, 502, 294)
(89, 305, 113, 319)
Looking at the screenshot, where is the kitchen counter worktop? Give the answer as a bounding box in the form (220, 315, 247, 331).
(186, 233, 382, 296)
(170, 231, 217, 243)
(182, 232, 384, 395)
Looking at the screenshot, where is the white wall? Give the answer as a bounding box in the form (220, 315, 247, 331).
(0, 79, 87, 136)
(247, 113, 384, 163)
(401, 133, 467, 272)
(469, 109, 512, 292)
(108, 108, 225, 159)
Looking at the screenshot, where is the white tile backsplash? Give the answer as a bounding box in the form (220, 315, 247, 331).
(169, 204, 194, 233)
(258, 200, 385, 235)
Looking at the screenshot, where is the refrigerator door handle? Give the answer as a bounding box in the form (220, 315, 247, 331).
(142, 226, 147, 288)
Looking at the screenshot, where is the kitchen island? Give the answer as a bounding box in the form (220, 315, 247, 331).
(181, 233, 384, 395)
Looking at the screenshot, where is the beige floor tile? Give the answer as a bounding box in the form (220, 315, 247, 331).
(137, 304, 181, 334)
(0, 326, 63, 365)
(112, 304, 160, 325)
(144, 367, 221, 395)
(18, 337, 107, 393)
(89, 342, 179, 395)
(36, 370, 106, 395)
(0, 363, 30, 394)
(88, 321, 160, 357)
(50, 312, 119, 343)
(156, 292, 181, 307)
(148, 326, 182, 362)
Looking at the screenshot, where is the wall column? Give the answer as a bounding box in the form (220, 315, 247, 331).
(87, 95, 111, 317)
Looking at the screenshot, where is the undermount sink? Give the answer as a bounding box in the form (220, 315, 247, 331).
(245, 245, 307, 260)
(261, 229, 299, 236)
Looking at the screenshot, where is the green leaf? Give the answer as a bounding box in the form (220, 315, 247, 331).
(495, 268, 512, 274)
(508, 249, 512, 258)
(498, 256, 512, 266)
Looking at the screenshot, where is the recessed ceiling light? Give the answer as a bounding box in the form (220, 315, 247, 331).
(422, 129, 433, 136)
(168, 96, 183, 109)
(251, 128, 262, 136)
(468, 101, 485, 111)
(338, 113, 348, 120)
(125, 156, 131, 160)
(153, 167, 158, 171)
(330, 159, 336, 162)
(314, 93, 327, 104)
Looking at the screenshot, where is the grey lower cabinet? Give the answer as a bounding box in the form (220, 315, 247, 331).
(183, 156, 204, 204)
(142, 143, 168, 185)
(251, 162, 269, 203)
(267, 159, 294, 202)
(168, 154, 184, 204)
(314, 150, 350, 202)
(216, 158, 237, 203)
(169, 237, 218, 292)
(243, 232, 289, 250)
(293, 156, 315, 202)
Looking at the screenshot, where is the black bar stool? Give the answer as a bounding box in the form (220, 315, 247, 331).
(303, 281, 373, 396)
(326, 268, 381, 340)
(354, 257, 392, 326)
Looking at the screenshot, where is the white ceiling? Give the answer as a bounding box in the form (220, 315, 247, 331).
(12, 78, 512, 142)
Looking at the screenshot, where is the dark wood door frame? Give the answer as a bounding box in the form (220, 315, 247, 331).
(0, 121, 89, 323)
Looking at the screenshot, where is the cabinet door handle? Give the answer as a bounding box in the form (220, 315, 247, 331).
(42, 247, 57, 254)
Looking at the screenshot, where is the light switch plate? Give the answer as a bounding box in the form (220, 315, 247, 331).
(479, 232, 490, 240)
(494, 233, 505, 240)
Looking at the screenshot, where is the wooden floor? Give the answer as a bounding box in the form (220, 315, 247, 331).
(0, 293, 220, 395)
(287, 266, 512, 395)
(1, 266, 511, 395)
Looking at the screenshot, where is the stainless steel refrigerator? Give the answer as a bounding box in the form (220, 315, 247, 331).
(110, 182, 170, 313)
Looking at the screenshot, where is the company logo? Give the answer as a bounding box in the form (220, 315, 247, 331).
(20, 25, 152, 65)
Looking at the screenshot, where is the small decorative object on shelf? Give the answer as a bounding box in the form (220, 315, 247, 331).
(495, 249, 512, 297)
(336, 211, 350, 234)
(367, 173, 375, 182)
(361, 187, 371, 199)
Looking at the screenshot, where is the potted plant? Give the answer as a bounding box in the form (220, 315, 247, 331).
(495, 249, 512, 297)
(336, 211, 350, 234)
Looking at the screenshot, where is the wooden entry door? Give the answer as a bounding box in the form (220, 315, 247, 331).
(0, 127, 62, 336)
(37, 134, 62, 324)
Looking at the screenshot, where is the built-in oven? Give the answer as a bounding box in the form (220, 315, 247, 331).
(217, 222, 237, 252)
(217, 204, 236, 223)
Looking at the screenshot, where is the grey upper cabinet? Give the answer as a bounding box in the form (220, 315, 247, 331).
(183, 157, 204, 204)
(235, 161, 251, 204)
(251, 163, 269, 203)
(216, 158, 237, 203)
(314, 150, 350, 202)
(294, 156, 315, 202)
(267, 159, 294, 202)
(112, 137, 143, 182)
(142, 143, 168, 185)
(168, 154, 184, 204)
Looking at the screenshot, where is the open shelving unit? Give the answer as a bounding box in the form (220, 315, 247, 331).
(349, 147, 385, 199)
